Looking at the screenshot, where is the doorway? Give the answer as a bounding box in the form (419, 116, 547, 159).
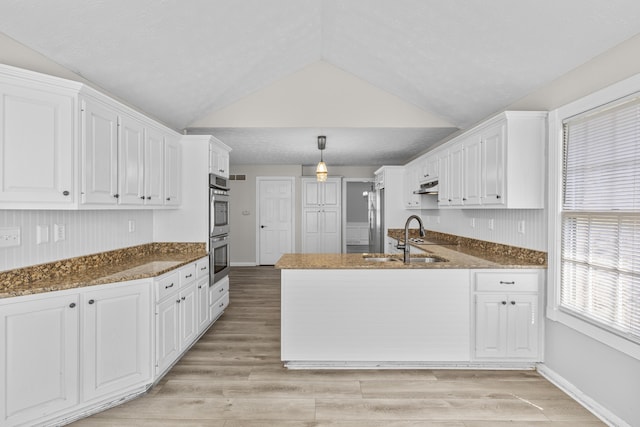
(256, 177, 295, 265)
(342, 179, 373, 253)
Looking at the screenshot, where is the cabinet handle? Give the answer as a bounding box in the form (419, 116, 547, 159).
(62, 190, 70, 196)
(176, 299, 181, 304)
(198, 285, 202, 289)
(463, 198, 467, 201)
(69, 302, 76, 308)
(140, 196, 145, 200)
(88, 299, 95, 305)
(165, 283, 174, 289)
(501, 301, 507, 305)
(113, 194, 119, 199)
(511, 301, 516, 305)
(219, 287, 225, 293)
(181, 296, 186, 301)
(499, 281, 515, 285)
(166, 197, 171, 201)
(200, 266, 207, 271)
(147, 196, 151, 200)
(185, 273, 193, 278)
(218, 302, 225, 308)
(496, 195, 501, 199)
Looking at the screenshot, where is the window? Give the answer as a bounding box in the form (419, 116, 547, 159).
(560, 95, 640, 343)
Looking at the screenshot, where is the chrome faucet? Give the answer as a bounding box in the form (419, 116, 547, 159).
(396, 215, 426, 263)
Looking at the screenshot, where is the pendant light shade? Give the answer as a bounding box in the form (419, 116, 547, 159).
(316, 135, 328, 182)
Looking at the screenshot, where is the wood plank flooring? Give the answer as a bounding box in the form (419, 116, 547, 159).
(71, 266, 604, 426)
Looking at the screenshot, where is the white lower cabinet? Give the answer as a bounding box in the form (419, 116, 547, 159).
(154, 257, 212, 377)
(472, 270, 541, 361)
(0, 293, 80, 427)
(82, 280, 152, 403)
(0, 280, 152, 427)
(209, 276, 230, 322)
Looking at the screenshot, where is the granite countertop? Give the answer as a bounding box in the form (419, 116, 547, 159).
(275, 230, 546, 270)
(0, 243, 207, 299)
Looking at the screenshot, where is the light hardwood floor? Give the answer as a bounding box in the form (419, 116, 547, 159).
(71, 266, 604, 426)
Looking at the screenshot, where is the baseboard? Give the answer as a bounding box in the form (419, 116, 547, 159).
(230, 262, 257, 267)
(284, 361, 537, 370)
(537, 364, 629, 427)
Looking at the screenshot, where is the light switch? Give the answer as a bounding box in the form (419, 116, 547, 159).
(54, 224, 66, 242)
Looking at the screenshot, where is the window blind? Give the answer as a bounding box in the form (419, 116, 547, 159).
(561, 95, 640, 342)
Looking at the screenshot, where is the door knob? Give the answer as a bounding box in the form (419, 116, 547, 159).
(261, 225, 266, 228)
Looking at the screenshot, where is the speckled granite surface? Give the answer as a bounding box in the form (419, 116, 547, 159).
(0, 242, 207, 299)
(276, 230, 546, 270)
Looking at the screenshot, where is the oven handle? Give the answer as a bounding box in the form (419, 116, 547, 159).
(211, 234, 229, 243)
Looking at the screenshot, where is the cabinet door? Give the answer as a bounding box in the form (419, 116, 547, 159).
(156, 296, 180, 374)
(164, 137, 181, 206)
(437, 151, 450, 206)
(321, 207, 341, 253)
(0, 82, 74, 205)
(196, 277, 210, 333)
(506, 294, 539, 359)
(303, 179, 320, 206)
(448, 142, 464, 206)
(0, 294, 79, 426)
(82, 282, 152, 402)
(475, 294, 507, 358)
(179, 282, 198, 350)
(480, 123, 505, 205)
(118, 115, 145, 205)
(463, 136, 482, 205)
(322, 179, 340, 207)
(81, 97, 119, 205)
(144, 127, 165, 206)
(302, 208, 322, 253)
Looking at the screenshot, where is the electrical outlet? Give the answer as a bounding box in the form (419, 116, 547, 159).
(0, 227, 21, 248)
(54, 224, 66, 242)
(488, 219, 494, 230)
(128, 220, 136, 233)
(518, 220, 526, 234)
(37, 225, 49, 244)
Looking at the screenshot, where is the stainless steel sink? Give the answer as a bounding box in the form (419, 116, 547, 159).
(363, 257, 401, 262)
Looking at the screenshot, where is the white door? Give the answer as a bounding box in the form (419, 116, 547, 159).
(258, 178, 294, 265)
(144, 127, 165, 206)
(179, 282, 198, 350)
(0, 82, 75, 205)
(82, 281, 152, 402)
(0, 294, 79, 426)
(506, 294, 539, 358)
(156, 296, 180, 374)
(118, 114, 145, 205)
(480, 123, 505, 205)
(475, 294, 507, 358)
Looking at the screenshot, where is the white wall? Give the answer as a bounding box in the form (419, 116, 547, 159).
(0, 210, 153, 271)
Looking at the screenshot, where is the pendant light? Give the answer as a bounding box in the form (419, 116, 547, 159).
(316, 135, 328, 182)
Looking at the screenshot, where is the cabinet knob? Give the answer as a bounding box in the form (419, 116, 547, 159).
(140, 196, 145, 200)
(62, 190, 70, 196)
(463, 198, 467, 201)
(69, 302, 76, 308)
(511, 301, 516, 305)
(501, 301, 507, 305)
(176, 299, 181, 304)
(198, 285, 202, 289)
(113, 194, 120, 199)
(496, 195, 501, 199)
(147, 196, 151, 200)
(181, 296, 186, 301)
(218, 302, 225, 308)
(88, 299, 95, 305)
(166, 197, 171, 201)
(219, 287, 225, 293)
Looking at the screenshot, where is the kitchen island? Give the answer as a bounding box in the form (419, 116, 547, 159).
(275, 235, 546, 369)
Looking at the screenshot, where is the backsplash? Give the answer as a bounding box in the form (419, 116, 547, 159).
(419, 208, 547, 252)
(0, 210, 154, 272)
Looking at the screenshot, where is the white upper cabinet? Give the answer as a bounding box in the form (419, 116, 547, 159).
(0, 76, 76, 208)
(437, 111, 546, 209)
(164, 136, 181, 206)
(0, 63, 182, 210)
(209, 137, 231, 178)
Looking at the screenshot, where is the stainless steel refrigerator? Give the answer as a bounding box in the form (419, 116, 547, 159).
(368, 187, 384, 253)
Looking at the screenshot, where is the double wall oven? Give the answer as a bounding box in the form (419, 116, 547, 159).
(209, 173, 230, 285)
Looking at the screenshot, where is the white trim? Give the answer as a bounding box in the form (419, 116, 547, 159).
(255, 176, 296, 265)
(537, 364, 630, 427)
(284, 361, 538, 370)
(547, 72, 640, 361)
(342, 177, 374, 253)
(230, 262, 257, 267)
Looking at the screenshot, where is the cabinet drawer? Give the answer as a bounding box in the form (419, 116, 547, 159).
(196, 258, 209, 278)
(179, 264, 196, 286)
(210, 292, 229, 322)
(156, 271, 180, 300)
(209, 277, 229, 303)
(475, 271, 539, 292)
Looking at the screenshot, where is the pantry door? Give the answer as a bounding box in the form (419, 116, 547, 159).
(257, 177, 295, 265)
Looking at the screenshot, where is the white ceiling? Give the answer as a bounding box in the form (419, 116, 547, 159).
(1, 0, 640, 165)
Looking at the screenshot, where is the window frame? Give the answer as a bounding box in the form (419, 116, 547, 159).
(548, 73, 640, 361)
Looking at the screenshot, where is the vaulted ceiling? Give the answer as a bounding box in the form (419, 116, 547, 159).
(1, 0, 640, 165)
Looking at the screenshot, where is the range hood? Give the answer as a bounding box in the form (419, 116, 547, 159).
(414, 180, 438, 195)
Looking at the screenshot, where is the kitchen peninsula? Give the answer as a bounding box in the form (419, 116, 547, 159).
(275, 231, 546, 369)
